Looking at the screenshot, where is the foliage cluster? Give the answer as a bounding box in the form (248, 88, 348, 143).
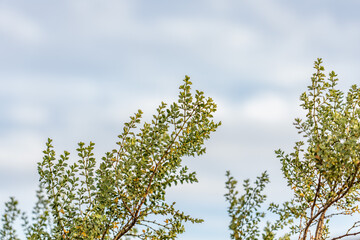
(225, 59, 360, 240)
(0, 77, 220, 240)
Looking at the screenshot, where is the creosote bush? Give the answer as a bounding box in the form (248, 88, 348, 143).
(0, 77, 220, 240)
(225, 58, 360, 240)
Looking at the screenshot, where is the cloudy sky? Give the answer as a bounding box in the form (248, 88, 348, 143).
(1, 0, 360, 239)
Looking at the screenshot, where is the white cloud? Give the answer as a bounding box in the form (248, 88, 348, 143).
(0, 7, 43, 44)
(206, 0, 233, 13)
(156, 17, 257, 49)
(8, 104, 48, 126)
(65, 0, 135, 38)
(177, 1, 360, 88)
(246, 0, 297, 30)
(272, 63, 313, 87)
(242, 93, 288, 123)
(216, 93, 298, 126)
(167, 174, 225, 204)
(0, 131, 44, 170)
(0, 74, 100, 99)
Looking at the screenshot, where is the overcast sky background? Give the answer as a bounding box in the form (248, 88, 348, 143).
(1, 0, 360, 239)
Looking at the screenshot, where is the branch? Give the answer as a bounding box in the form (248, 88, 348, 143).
(112, 106, 198, 240)
(331, 231, 360, 240)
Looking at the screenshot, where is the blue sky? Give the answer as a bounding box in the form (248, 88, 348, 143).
(1, 0, 360, 239)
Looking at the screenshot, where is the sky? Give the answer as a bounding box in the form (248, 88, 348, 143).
(1, 0, 360, 239)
